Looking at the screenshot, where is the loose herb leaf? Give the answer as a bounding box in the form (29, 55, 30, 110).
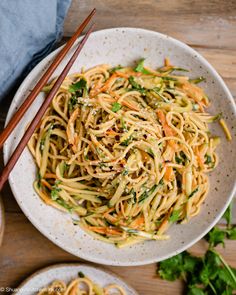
(111, 102, 122, 112)
(134, 58, 152, 74)
(227, 227, 236, 240)
(68, 78, 87, 93)
(223, 202, 233, 228)
(157, 253, 184, 281)
(157, 203, 236, 295)
(187, 286, 206, 295)
(205, 226, 226, 248)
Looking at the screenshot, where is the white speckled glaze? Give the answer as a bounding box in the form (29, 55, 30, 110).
(15, 263, 138, 295)
(4, 28, 236, 266)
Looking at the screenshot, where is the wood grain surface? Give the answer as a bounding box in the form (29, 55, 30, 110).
(0, 196, 4, 246)
(0, 0, 235, 294)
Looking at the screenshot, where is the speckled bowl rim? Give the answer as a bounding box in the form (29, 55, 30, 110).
(4, 27, 236, 266)
(15, 263, 139, 295)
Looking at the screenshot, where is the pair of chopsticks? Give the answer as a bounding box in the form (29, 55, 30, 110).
(0, 9, 96, 191)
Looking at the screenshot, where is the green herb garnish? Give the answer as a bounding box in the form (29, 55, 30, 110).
(169, 210, 180, 223)
(189, 76, 206, 84)
(111, 102, 122, 112)
(157, 203, 236, 294)
(78, 271, 85, 278)
(109, 65, 123, 73)
(121, 136, 133, 146)
(128, 76, 146, 94)
(68, 95, 78, 111)
(68, 78, 87, 93)
(36, 171, 42, 188)
(50, 180, 62, 200)
(205, 155, 212, 164)
(134, 58, 152, 74)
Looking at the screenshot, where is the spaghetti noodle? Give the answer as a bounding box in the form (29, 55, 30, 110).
(37, 273, 126, 295)
(28, 58, 223, 247)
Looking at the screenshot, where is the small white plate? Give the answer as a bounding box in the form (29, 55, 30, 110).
(4, 28, 236, 265)
(15, 263, 138, 295)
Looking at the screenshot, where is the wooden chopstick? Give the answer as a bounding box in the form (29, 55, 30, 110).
(0, 24, 95, 191)
(0, 8, 96, 150)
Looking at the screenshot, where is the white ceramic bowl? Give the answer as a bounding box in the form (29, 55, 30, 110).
(4, 28, 236, 266)
(15, 263, 138, 295)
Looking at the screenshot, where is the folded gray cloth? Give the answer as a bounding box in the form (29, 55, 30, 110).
(0, 0, 72, 101)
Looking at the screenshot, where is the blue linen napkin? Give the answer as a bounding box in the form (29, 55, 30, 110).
(0, 0, 72, 101)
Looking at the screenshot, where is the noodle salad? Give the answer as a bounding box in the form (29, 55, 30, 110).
(28, 58, 230, 248)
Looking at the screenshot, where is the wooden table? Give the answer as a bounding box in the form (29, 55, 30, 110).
(0, 1, 235, 294)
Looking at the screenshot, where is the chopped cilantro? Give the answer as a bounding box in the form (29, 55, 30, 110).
(128, 76, 146, 94)
(205, 154, 212, 164)
(36, 171, 42, 188)
(121, 136, 133, 146)
(134, 58, 152, 74)
(109, 65, 123, 73)
(157, 203, 236, 294)
(169, 210, 180, 223)
(111, 102, 122, 112)
(68, 78, 87, 93)
(78, 271, 85, 278)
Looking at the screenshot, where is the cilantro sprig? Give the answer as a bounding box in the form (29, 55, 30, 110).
(134, 58, 152, 74)
(157, 203, 236, 294)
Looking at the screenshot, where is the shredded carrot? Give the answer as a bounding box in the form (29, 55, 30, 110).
(105, 129, 119, 136)
(115, 71, 129, 78)
(140, 150, 150, 161)
(157, 109, 176, 149)
(41, 179, 52, 190)
(181, 82, 205, 102)
(91, 73, 118, 96)
(104, 214, 117, 224)
(44, 173, 57, 179)
(195, 146, 204, 169)
(129, 215, 144, 229)
(164, 166, 173, 182)
(156, 110, 174, 137)
(122, 100, 139, 111)
(87, 226, 121, 236)
(197, 101, 204, 112)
